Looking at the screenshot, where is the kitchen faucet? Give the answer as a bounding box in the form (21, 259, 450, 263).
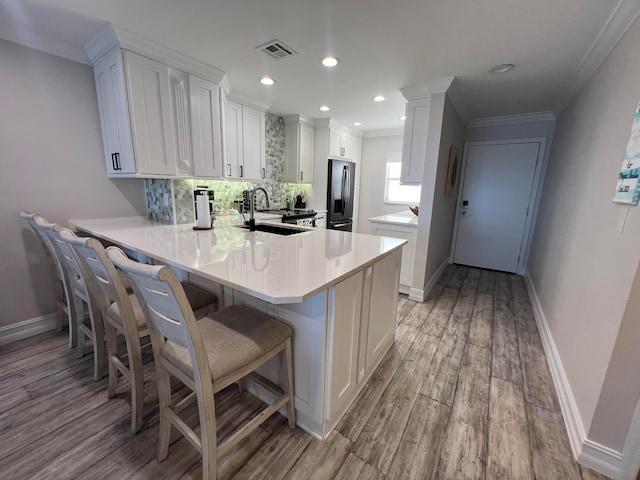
(248, 187, 270, 231)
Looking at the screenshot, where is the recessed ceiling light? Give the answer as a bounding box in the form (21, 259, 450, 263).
(372, 95, 386, 102)
(400, 115, 407, 120)
(353, 122, 362, 126)
(260, 77, 276, 85)
(321, 56, 339, 67)
(319, 105, 330, 111)
(488, 64, 515, 74)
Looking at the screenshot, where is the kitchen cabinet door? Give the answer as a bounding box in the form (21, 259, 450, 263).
(326, 270, 363, 426)
(284, 123, 314, 183)
(365, 249, 401, 370)
(93, 48, 135, 174)
(125, 51, 177, 176)
(169, 68, 193, 176)
(401, 97, 430, 183)
(329, 129, 343, 158)
(189, 75, 223, 178)
(369, 223, 416, 293)
(241, 105, 266, 180)
(225, 100, 243, 178)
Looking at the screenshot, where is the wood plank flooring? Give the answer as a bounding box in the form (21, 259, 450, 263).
(0, 265, 610, 479)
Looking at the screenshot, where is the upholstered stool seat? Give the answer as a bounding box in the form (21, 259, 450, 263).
(161, 305, 292, 383)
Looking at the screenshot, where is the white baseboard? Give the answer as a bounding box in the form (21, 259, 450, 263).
(580, 439, 623, 479)
(410, 258, 450, 302)
(524, 274, 623, 478)
(0, 314, 58, 346)
(408, 287, 424, 302)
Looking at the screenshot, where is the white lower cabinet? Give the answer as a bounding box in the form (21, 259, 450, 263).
(325, 248, 401, 431)
(326, 270, 363, 424)
(369, 221, 417, 294)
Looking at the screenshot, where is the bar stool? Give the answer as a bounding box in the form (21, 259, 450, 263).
(20, 211, 72, 346)
(107, 246, 295, 480)
(62, 232, 218, 433)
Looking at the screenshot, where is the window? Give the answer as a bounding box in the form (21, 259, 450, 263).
(384, 153, 422, 204)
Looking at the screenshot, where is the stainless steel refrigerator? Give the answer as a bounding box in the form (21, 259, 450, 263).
(327, 159, 356, 231)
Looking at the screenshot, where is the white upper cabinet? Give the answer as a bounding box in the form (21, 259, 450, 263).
(242, 105, 266, 180)
(400, 97, 430, 183)
(91, 40, 226, 178)
(284, 115, 314, 183)
(168, 68, 193, 176)
(329, 129, 356, 160)
(225, 101, 266, 180)
(124, 51, 177, 176)
(93, 48, 135, 174)
(189, 75, 223, 178)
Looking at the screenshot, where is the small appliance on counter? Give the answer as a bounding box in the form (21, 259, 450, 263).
(282, 209, 317, 227)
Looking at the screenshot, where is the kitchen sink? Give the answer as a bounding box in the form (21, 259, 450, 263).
(234, 223, 308, 236)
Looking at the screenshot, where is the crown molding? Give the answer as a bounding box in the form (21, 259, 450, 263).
(226, 90, 271, 111)
(467, 111, 556, 128)
(400, 76, 455, 100)
(283, 114, 315, 127)
(314, 118, 363, 137)
(363, 128, 404, 139)
(555, 0, 640, 114)
(1, 26, 91, 65)
(85, 24, 226, 83)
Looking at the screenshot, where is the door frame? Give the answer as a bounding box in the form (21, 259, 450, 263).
(449, 138, 547, 275)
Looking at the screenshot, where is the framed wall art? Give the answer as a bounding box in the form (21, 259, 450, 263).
(445, 145, 459, 197)
(613, 102, 640, 205)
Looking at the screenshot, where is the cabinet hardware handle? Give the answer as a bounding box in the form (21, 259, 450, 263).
(240, 165, 243, 177)
(300, 171, 303, 181)
(115, 153, 120, 170)
(262, 167, 266, 179)
(227, 163, 231, 176)
(111, 153, 117, 171)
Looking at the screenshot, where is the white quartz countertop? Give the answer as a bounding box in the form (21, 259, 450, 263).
(368, 210, 418, 227)
(70, 216, 406, 304)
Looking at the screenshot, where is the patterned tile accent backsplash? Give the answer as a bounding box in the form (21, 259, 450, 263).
(144, 179, 174, 224)
(145, 113, 313, 224)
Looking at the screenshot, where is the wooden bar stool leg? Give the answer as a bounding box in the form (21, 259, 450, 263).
(127, 337, 144, 433)
(283, 337, 296, 428)
(105, 323, 119, 398)
(74, 295, 87, 360)
(157, 367, 172, 461)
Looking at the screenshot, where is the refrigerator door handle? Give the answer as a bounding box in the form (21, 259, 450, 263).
(341, 166, 347, 215)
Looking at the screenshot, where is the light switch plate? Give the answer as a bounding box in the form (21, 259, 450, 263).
(617, 208, 629, 233)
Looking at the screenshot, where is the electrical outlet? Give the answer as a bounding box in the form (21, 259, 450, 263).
(616, 208, 629, 233)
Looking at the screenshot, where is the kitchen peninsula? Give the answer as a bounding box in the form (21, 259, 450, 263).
(71, 216, 405, 439)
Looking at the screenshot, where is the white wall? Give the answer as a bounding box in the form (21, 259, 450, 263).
(424, 96, 465, 284)
(0, 39, 147, 329)
(357, 134, 404, 232)
(527, 13, 640, 456)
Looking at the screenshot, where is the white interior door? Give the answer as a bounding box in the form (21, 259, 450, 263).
(453, 142, 541, 273)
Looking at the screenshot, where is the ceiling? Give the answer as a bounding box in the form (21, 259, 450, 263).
(1, 0, 639, 132)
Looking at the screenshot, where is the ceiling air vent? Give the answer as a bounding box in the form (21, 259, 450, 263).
(257, 40, 297, 59)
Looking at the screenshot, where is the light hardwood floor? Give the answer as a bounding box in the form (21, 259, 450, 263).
(0, 265, 610, 479)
